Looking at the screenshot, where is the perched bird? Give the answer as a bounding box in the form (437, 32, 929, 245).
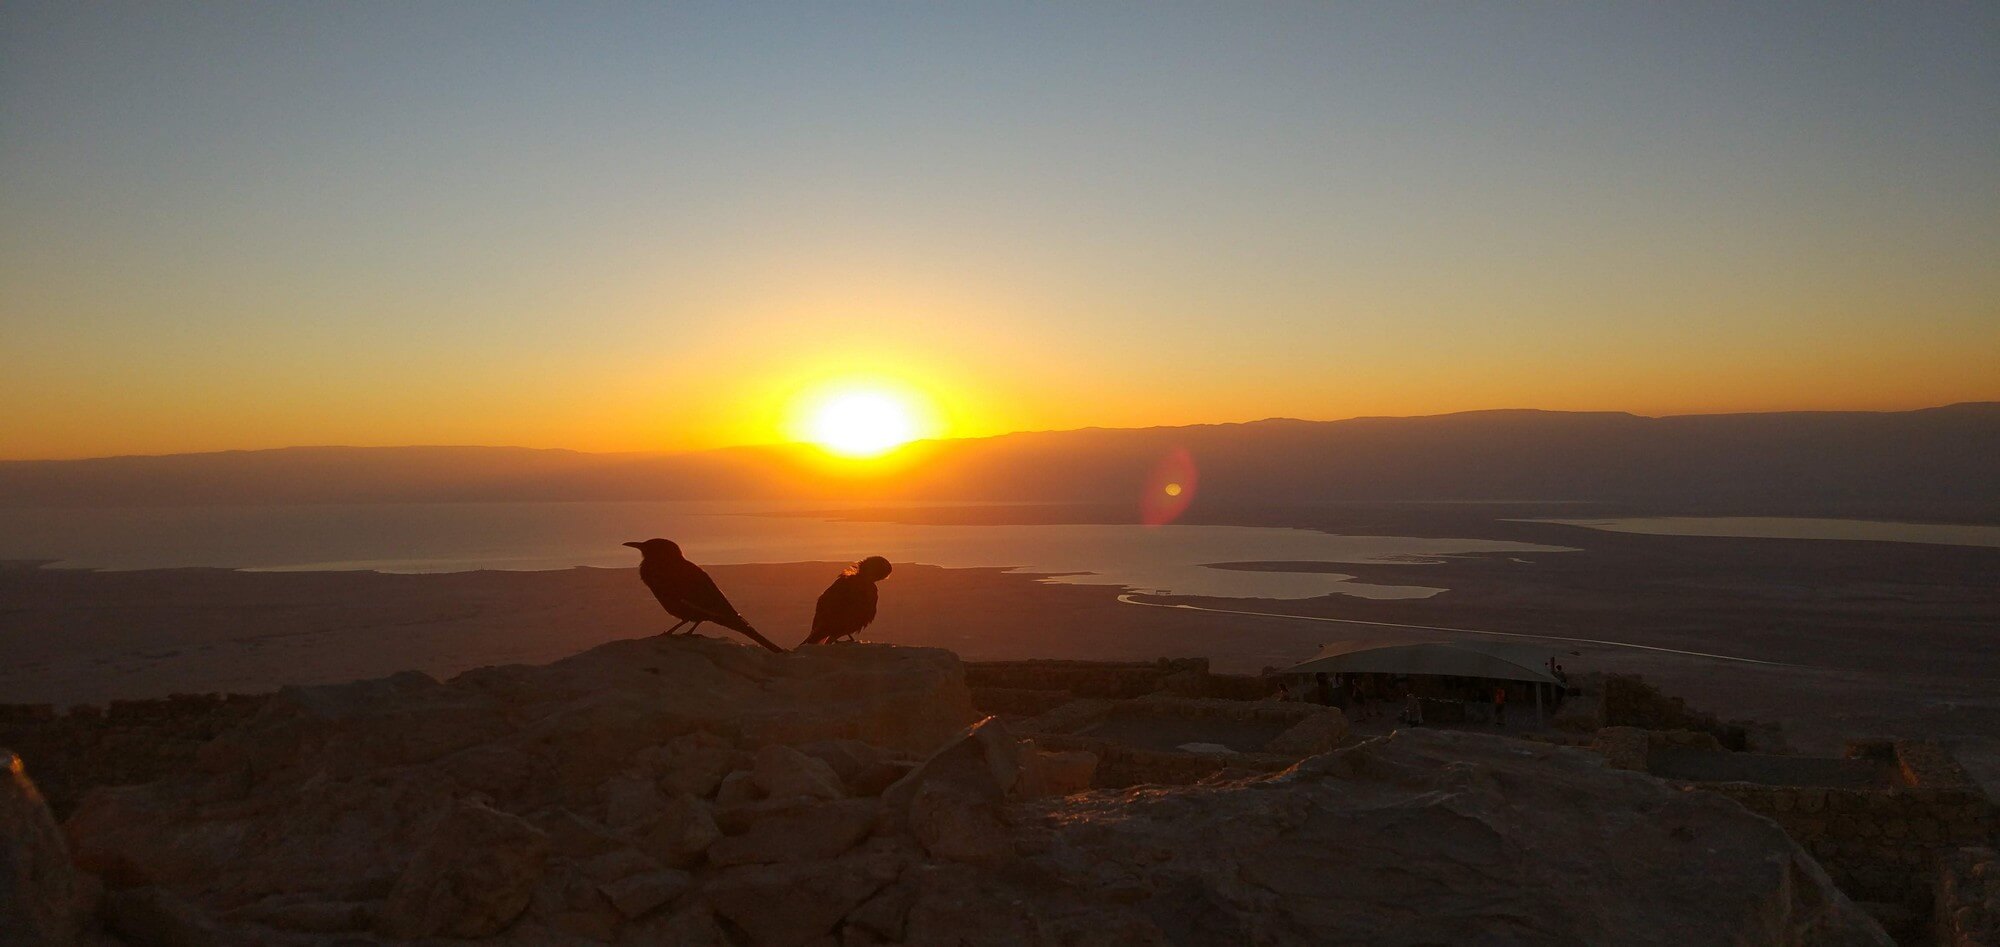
(622, 539, 783, 653)
(803, 556, 893, 646)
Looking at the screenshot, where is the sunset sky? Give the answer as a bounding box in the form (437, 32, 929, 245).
(3, 3, 1996, 460)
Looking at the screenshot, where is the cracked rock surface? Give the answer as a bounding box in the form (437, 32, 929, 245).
(44, 634, 1887, 946)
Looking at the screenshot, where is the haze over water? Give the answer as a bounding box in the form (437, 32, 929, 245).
(0, 501, 1574, 601)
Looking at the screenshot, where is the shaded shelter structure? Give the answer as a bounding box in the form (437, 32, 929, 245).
(1284, 639, 1564, 726)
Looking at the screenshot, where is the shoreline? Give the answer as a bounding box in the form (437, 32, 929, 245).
(6, 553, 2000, 794)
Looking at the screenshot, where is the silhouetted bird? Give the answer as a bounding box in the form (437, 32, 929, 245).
(803, 556, 893, 646)
(622, 539, 783, 653)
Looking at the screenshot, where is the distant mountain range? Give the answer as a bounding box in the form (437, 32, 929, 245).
(5, 404, 1997, 519)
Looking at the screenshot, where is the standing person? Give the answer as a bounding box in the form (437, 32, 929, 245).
(1313, 672, 1335, 706)
(1493, 685, 1507, 727)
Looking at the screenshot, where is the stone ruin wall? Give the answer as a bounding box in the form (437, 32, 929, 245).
(1701, 778, 1993, 908)
(1590, 712, 1998, 939)
(1588, 726, 1722, 772)
(1689, 739, 1997, 939)
(1600, 674, 1750, 750)
(1933, 845, 1998, 947)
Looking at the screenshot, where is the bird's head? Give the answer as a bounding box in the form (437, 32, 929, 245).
(622, 538, 682, 559)
(856, 556, 893, 581)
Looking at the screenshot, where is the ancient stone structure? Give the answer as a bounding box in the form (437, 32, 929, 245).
(1587, 719, 1997, 942)
(1932, 846, 1998, 947)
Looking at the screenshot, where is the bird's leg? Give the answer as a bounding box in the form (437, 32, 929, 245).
(659, 619, 691, 637)
(680, 621, 705, 636)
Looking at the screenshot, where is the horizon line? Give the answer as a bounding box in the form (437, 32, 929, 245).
(5, 400, 1994, 465)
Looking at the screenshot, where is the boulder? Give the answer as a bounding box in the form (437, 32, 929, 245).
(882, 716, 1021, 811)
(752, 745, 846, 801)
(707, 798, 882, 866)
(638, 792, 722, 868)
(703, 838, 911, 947)
(597, 868, 690, 920)
(376, 799, 550, 939)
(908, 781, 1013, 864)
(534, 806, 626, 858)
(646, 731, 741, 799)
(44, 636, 1891, 946)
(1, 749, 94, 947)
(101, 886, 232, 947)
(600, 771, 667, 829)
(716, 769, 761, 805)
(793, 739, 916, 797)
(223, 894, 375, 933)
(995, 731, 1891, 946)
(60, 635, 975, 935)
(1016, 743, 1097, 798)
(576, 847, 661, 883)
(1260, 707, 1348, 756)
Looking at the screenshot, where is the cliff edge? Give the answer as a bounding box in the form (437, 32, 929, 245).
(24, 634, 1887, 945)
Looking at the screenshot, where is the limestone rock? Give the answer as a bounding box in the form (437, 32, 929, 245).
(794, 739, 916, 797)
(597, 867, 690, 919)
(908, 781, 1013, 864)
(1003, 731, 1891, 946)
(44, 635, 1889, 946)
(1260, 707, 1348, 756)
(703, 838, 910, 947)
(534, 806, 626, 858)
(638, 792, 722, 868)
(753, 744, 846, 801)
(647, 731, 742, 799)
(576, 847, 661, 883)
(101, 886, 231, 947)
(600, 771, 667, 830)
(376, 799, 550, 939)
(708, 797, 882, 866)
(60, 635, 973, 939)
(1, 749, 93, 947)
(716, 768, 761, 805)
(223, 895, 375, 933)
(1017, 743, 1097, 798)
(882, 716, 1021, 811)
(897, 863, 1054, 946)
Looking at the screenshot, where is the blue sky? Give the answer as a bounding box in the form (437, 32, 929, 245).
(3, 3, 1995, 457)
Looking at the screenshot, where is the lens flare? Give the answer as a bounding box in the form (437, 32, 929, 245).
(1141, 448, 1198, 525)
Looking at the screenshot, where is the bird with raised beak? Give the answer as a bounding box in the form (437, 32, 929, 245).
(622, 539, 784, 653)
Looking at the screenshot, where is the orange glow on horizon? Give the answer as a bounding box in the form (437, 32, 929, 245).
(784, 378, 944, 461)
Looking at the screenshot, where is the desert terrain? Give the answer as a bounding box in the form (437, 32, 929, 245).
(4, 505, 1997, 792)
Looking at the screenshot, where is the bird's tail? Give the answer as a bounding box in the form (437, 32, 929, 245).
(722, 617, 786, 654)
(681, 602, 786, 654)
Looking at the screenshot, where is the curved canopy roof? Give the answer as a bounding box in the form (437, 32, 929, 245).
(1283, 639, 1560, 684)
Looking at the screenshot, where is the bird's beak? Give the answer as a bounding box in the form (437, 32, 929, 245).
(622, 541, 643, 549)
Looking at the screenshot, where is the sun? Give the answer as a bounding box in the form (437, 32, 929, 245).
(805, 390, 921, 457)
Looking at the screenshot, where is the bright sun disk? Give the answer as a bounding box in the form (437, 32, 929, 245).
(806, 391, 919, 457)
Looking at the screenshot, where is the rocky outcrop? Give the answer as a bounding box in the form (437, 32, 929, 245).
(997, 732, 1889, 946)
(2, 749, 96, 946)
(55, 635, 1889, 946)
